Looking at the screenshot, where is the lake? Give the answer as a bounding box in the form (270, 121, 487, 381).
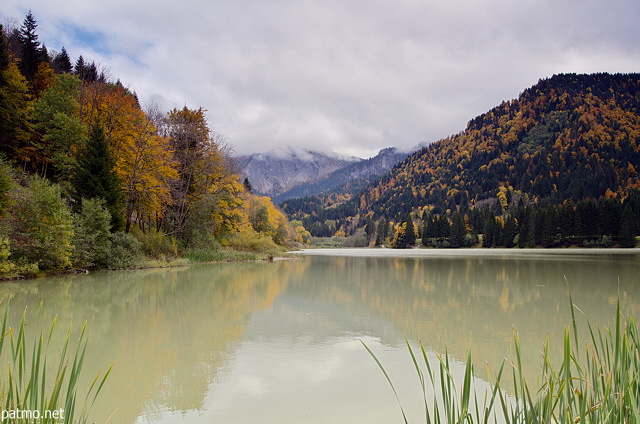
(1, 248, 639, 423)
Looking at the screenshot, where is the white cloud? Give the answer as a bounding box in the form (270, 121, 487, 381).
(3, 0, 640, 157)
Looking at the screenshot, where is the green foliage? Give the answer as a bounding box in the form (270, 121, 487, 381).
(184, 247, 258, 262)
(33, 73, 86, 180)
(73, 124, 123, 231)
(133, 228, 179, 259)
(365, 297, 640, 424)
(72, 198, 112, 269)
(0, 304, 111, 424)
(0, 155, 16, 217)
(0, 60, 33, 163)
(8, 176, 74, 271)
(101, 232, 143, 269)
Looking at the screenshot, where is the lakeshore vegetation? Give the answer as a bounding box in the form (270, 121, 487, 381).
(0, 12, 310, 279)
(366, 298, 640, 424)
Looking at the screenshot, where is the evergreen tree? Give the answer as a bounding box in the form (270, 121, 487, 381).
(0, 25, 9, 79)
(405, 215, 416, 247)
(375, 217, 387, 246)
(18, 11, 43, 83)
(618, 206, 638, 248)
(74, 124, 124, 230)
(74, 55, 86, 79)
(51, 47, 72, 74)
(391, 214, 416, 249)
(503, 215, 518, 247)
(243, 177, 252, 193)
(449, 212, 466, 248)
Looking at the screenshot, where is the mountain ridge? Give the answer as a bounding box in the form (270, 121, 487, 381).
(282, 72, 640, 244)
(236, 146, 409, 203)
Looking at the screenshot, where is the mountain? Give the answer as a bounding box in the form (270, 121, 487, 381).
(270, 147, 408, 203)
(236, 147, 359, 197)
(283, 73, 640, 244)
(361, 73, 640, 218)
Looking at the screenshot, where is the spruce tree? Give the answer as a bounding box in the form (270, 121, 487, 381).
(18, 11, 43, 83)
(404, 215, 416, 247)
(618, 206, 638, 248)
(449, 212, 466, 248)
(0, 25, 9, 79)
(74, 124, 124, 231)
(52, 47, 72, 74)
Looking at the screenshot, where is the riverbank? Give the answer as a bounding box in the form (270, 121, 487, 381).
(0, 248, 296, 281)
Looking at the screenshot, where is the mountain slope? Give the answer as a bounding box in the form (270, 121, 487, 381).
(361, 73, 640, 219)
(285, 73, 640, 238)
(271, 147, 408, 203)
(236, 147, 358, 197)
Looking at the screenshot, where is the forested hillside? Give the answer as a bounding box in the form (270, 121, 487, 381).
(0, 12, 302, 278)
(285, 73, 640, 248)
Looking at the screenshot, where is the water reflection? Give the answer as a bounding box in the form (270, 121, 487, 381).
(0, 251, 638, 423)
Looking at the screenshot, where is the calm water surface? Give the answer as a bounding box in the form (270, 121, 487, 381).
(1, 249, 639, 423)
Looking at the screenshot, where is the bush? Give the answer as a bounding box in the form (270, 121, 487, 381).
(8, 176, 74, 271)
(227, 227, 281, 255)
(133, 228, 179, 259)
(0, 236, 38, 279)
(102, 232, 144, 269)
(73, 198, 112, 269)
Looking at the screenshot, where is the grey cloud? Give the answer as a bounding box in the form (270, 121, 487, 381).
(3, 0, 640, 158)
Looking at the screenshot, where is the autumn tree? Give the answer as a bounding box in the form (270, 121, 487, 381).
(0, 54, 33, 164)
(118, 108, 177, 232)
(162, 107, 243, 242)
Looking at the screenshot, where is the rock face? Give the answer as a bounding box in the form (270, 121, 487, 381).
(271, 147, 409, 203)
(236, 147, 359, 197)
(236, 146, 409, 203)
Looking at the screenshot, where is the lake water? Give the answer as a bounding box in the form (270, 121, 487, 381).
(1, 248, 639, 423)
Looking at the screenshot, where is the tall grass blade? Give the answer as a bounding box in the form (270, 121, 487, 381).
(361, 340, 409, 424)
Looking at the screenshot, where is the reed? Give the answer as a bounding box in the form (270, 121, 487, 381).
(0, 304, 111, 424)
(364, 295, 640, 423)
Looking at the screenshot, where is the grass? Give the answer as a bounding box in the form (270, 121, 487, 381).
(364, 295, 640, 423)
(184, 247, 262, 262)
(0, 303, 111, 424)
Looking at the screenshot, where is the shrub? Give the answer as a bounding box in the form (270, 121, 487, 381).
(102, 232, 143, 269)
(8, 176, 74, 271)
(133, 228, 179, 259)
(73, 198, 112, 269)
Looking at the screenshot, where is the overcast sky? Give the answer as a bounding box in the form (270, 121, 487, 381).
(3, 1, 640, 158)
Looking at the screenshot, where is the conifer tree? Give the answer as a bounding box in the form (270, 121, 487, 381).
(618, 206, 638, 248)
(449, 212, 466, 248)
(18, 11, 43, 83)
(51, 47, 72, 74)
(74, 124, 124, 230)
